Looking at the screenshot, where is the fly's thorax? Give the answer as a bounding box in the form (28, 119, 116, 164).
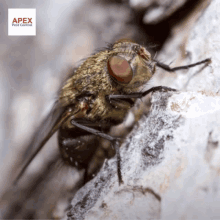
(59, 50, 115, 107)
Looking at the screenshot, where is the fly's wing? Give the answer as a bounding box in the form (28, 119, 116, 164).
(14, 100, 67, 184)
(0, 101, 83, 220)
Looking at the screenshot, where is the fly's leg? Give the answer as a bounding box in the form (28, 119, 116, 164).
(155, 58, 211, 72)
(113, 140, 123, 184)
(108, 86, 177, 100)
(70, 120, 123, 185)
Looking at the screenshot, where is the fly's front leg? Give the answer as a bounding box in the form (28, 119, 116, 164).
(70, 120, 123, 185)
(155, 58, 211, 72)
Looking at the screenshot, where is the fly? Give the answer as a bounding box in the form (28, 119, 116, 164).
(14, 38, 211, 185)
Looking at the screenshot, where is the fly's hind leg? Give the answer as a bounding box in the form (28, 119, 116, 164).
(70, 120, 123, 185)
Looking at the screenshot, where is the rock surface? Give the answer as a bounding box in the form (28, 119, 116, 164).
(66, 89, 220, 220)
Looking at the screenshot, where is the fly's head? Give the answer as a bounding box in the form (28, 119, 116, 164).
(107, 39, 156, 93)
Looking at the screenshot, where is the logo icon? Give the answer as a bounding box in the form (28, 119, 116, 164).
(8, 9, 36, 36)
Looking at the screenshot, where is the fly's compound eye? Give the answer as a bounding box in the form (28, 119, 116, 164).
(107, 56, 133, 84)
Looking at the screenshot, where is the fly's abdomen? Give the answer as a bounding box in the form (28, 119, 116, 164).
(58, 127, 100, 170)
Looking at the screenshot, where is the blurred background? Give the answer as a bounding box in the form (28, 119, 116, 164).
(0, 0, 211, 219)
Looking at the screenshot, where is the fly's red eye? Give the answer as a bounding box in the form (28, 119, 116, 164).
(107, 56, 133, 84)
